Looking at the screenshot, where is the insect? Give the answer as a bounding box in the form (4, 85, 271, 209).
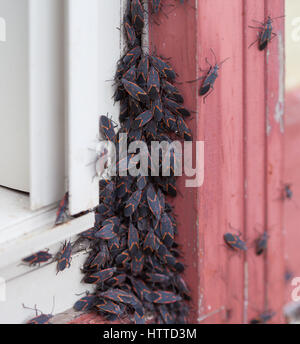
(177, 116, 192, 141)
(148, 66, 161, 100)
(250, 310, 275, 324)
(124, 17, 137, 47)
(106, 274, 127, 288)
(99, 115, 116, 142)
(124, 190, 142, 217)
(147, 184, 162, 220)
(94, 298, 124, 317)
(137, 55, 149, 86)
(163, 97, 191, 117)
(249, 15, 284, 51)
(223, 232, 247, 251)
(122, 46, 142, 68)
(56, 241, 72, 273)
(150, 55, 176, 81)
(55, 192, 70, 226)
(128, 222, 139, 255)
(152, 0, 162, 14)
(161, 80, 184, 104)
(198, 49, 229, 100)
(74, 295, 97, 312)
(94, 221, 118, 241)
(83, 267, 117, 285)
(284, 184, 293, 200)
(152, 96, 163, 122)
(131, 0, 145, 32)
(121, 78, 150, 104)
(150, 290, 182, 304)
(132, 110, 153, 129)
(23, 299, 55, 324)
(131, 250, 145, 275)
(22, 250, 52, 267)
(160, 212, 175, 248)
(255, 231, 268, 255)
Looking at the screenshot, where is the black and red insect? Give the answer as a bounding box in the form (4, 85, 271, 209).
(74, 295, 97, 312)
(124, 17, 137, 47)
(83, 267, 117, 285)
(150, 290, 182, 304)
(147, 66, 160, 100)
(250, 310, 275, 324)
(122, 78, 149, 104)
(122, 46, 142, 68)
(131, 0, 144, 32)
(197, 49, 229, 100)
(99, 115, 116, 142)
(249, 15, 284, 51)
(147, 184, 162, 220)
(133, 110, 153, 129)
(151, 55, 176, 81)
(55, 192, 70, 226)
(128, 222, 139, 255)
(94, 298, 123, 317)
(160, 212, 175, 248)
(56, 241, 72, 273)
(124, 189, 142, 217)
(22, 250, 52, 266)
(23, 301, 55, 324)
(255, 231, 269, 255)
(224, 232, 247, 251)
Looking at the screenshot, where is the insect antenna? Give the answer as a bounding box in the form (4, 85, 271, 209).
(219, 57, 230, 67)
(210, 48, 217, 64)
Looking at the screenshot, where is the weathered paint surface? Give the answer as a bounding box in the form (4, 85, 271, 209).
(283, 89, 300, 310)
(150, 0, 285, 323)
(65, 0, 286, 325)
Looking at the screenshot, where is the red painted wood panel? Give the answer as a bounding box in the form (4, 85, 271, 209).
(265, 0, 285, 323)
(284, 89, 300, 308)
(149, 0, 199, 322)
(243, 0, 266, 323)
(150, 0, 285, 324)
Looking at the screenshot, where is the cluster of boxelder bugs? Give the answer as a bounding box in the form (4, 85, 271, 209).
(21, 2, 284, 325)
(72, 0, 191, 325)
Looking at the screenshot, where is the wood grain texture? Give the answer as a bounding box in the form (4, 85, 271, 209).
(265, 0, 285, 324)
(150, 0, 285, 324)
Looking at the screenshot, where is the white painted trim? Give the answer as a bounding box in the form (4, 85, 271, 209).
(66, 0, 123, 215)
(0, 212, 94, 271)
(29, 0, 66, 210)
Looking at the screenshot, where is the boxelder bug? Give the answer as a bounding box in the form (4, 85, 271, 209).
(23, 298, 55, 324)
(128, 222, 139, 256)
(249, 15, 285, 51)
(198, 49, 229, 101)
(121, 78, 149, 104)
(255, 231, 269, 255)
(284, 183, 293, 200)
(250, 310, 275, 324)
(55, 192, 70, 226)
(124, 190, 142, 217)
(150, 290, 182, 304)
(224, 232, 247, 251)
(22, 250, 52, 267)
(74, 294, 97, 312)
(131, 0, 144, 32)
(56, 241, 72, 273)
(83, 267, 117, 285)
(147, 184, 162, 220)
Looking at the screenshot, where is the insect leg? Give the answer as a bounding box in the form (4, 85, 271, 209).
(205, 57, 212, 68)
(186, 76, 205, 84)
(203, 88, 214, 103)
(252, 19, 265, 25)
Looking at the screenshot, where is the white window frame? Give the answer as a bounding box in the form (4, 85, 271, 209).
(0, 0, 126, 323)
